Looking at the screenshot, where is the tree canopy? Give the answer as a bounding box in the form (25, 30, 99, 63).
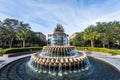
(0, 18, 46, 48)
(54, 24, 64, 32)
(71, 21, 120, 48)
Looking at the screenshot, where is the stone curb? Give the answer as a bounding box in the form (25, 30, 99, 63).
(0, 54, 31, 69)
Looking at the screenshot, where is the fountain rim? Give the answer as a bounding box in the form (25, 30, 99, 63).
(31, 51, 87, 67)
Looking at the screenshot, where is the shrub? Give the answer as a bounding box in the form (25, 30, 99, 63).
(108, 50, 120, 55)
(0, 47, 42, 56)
(0, 50, 6, 56)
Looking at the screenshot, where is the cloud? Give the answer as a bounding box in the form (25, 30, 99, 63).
(0, 0, 120, 36)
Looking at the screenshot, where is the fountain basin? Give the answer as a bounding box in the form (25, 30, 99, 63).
(0, 56, 120, 80)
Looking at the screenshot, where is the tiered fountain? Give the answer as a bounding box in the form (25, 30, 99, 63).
(28, 24, 90, 76)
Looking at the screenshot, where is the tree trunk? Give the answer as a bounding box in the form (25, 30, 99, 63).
(23, 40, 25, 47)
(118, 40, 120, 48)
(91, 40, 94, 47)
(3, 41, 7, 48)
(118, 40, 120, 45)
(103, 43, 105, 48)
(8, 38, 14, 48)
(108, 44, 110, 48)
(9, 42, 11, 48)
(107, 42, 110, 48)
(10, 38, 14, 48)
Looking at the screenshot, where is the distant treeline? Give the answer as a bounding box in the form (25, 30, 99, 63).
(0, 18, 46, 48)
(70, 21, 120, 49)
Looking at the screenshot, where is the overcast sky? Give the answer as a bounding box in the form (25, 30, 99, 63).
(0, 0, 120, 36)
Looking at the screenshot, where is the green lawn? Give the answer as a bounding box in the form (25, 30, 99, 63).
(76, 47, 120, 55)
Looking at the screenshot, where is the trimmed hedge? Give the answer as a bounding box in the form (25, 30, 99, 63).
(76, 47, 120, 55)
(0, 50, 6, 56)
(0, 47, 42, 56)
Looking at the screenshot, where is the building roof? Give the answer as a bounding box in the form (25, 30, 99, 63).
(69, 32, 79, 40)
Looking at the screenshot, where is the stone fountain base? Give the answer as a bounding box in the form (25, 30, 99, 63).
(28, 46, 90, 76)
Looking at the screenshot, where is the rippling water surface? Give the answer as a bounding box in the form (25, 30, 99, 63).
(0, 56, 120, 80)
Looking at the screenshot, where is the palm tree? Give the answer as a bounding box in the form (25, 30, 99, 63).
(16, 22, 30, 47)
(83, 25, 100, 47)
(54, 24, 64, 32)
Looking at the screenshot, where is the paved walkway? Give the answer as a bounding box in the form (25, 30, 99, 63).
(86, 51, 120, 71)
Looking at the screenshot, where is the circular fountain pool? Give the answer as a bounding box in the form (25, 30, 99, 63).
(0, 56, 120, 80)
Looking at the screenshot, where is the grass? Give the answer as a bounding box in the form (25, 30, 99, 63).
(76, 47, 120, 55)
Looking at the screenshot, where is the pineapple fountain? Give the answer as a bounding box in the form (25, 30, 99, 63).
(28, 24, 90, 76)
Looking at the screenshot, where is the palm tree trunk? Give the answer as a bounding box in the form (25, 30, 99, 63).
(9, 38, 14, 48)
(7, 38, 14, 48)
(91, 40, 94, 47)
(107, 42, 110, 48)
(23, 40, 25, 47)
(118, 40, 120, 45)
